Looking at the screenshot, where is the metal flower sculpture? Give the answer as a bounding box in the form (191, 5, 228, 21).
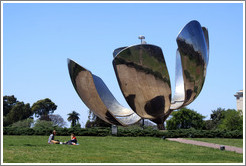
(67, 20, 209, 129)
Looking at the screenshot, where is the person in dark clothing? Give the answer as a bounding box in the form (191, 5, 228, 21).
(64, 133, 77, 145)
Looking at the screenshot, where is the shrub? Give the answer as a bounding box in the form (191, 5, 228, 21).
(33, 120, 54, 129)
(3, 127, 243, 138)
(11, 118, 34, 128)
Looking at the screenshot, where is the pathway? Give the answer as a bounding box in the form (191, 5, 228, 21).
(167, 138, 243, 154)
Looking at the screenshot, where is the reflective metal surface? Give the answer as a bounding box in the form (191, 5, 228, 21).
(67, 59, 141, 126)
(170, 50, 185, 110)
(171, 20, 209, 109)
(67, 20, 209, 128)
(202, 27, 209, 62)
(113, 47, 127, 58)
(113, 44, 171, 119)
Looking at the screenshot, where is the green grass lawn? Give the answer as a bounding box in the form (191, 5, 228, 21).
(184, 138, 243, 148)
(3, 135, 243, 163)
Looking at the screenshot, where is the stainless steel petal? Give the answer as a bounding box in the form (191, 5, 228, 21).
(67, 59, 141, 126)
(176, 20, 209, 107)
(113, 44, 171, 119)
(202, 27, 209, 63)
(113, 47, 127, 58)
(92, 75, 137, 117)
(115, 113, 142, 126)
(170, 49, 185, 110)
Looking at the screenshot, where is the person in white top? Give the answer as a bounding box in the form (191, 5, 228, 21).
(48, 130, 60, 144)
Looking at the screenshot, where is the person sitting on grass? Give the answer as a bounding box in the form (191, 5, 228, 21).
(64, 133, 77, 145)
(48, 130, 60, 144)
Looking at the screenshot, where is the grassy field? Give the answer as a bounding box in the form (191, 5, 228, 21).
(184, 138, 243, 148)
(3, 135, 243, 163)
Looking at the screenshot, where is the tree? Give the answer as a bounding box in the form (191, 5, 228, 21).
(85, 116, 111, 128)
(209, 107, 226, 130)
(3, 95, 18, 116)
(5, 102, 33, 125)
(218, 109, 243, 131)
(31, 98, 57, 119)
(166, 107, 205, 130)
(204, 120, 213, 130)
(49, 114, 67, 128)
(205, 108, 242, 130)
(3, 95, 19, 126)
(85, 110, 111, 128)
(67, 111, 80, 128)
(39, 115, 52, 121)
(3, 116, 12, 127)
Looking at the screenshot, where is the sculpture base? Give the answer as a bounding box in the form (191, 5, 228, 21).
(157, 123, 165, 130)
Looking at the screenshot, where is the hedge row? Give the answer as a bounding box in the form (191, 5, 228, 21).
(117, 128, 243, 138)
(157, 129, 243, 138)
(3, 127, 111, 136)
(3, 127, 243, 138)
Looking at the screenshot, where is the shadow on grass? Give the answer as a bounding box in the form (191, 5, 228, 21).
(8, 144, 49, 147)
(23, 144, 38, 147)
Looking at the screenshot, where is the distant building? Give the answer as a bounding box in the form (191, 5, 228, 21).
(234, 90, 243, 111)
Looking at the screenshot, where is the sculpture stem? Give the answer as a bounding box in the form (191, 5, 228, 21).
(157, 123, 165, 130)
(152, 109, 174, 130)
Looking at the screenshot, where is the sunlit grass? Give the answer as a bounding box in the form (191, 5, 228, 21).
(3, 135, 243, 163)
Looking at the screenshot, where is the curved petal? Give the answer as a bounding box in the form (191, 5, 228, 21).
(113, 47, 127, 58)
(170, 49, 185, 110)
(113, 44, 171, 119)
(67, 59, 141, 126)
(202, 27, 209, 63)
(173, 20, 209, 108)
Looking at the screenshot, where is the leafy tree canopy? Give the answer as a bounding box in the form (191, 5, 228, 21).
(205, 108, 242, 131)
(49, 114, 67, 128)
(209, 107, 226, 129)
(218, 109, 243, 131)
(85, 110, 111, 128)
(3, 95, 34, 126)
(67, 111, 80, 128)
(166, 107, 205, 130)
(6, 102, 33, 124)
(31, 98, 57, 118)
(3, 95, 18, 116)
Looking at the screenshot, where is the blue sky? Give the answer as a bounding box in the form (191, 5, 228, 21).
(2, 2, 244, 127)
